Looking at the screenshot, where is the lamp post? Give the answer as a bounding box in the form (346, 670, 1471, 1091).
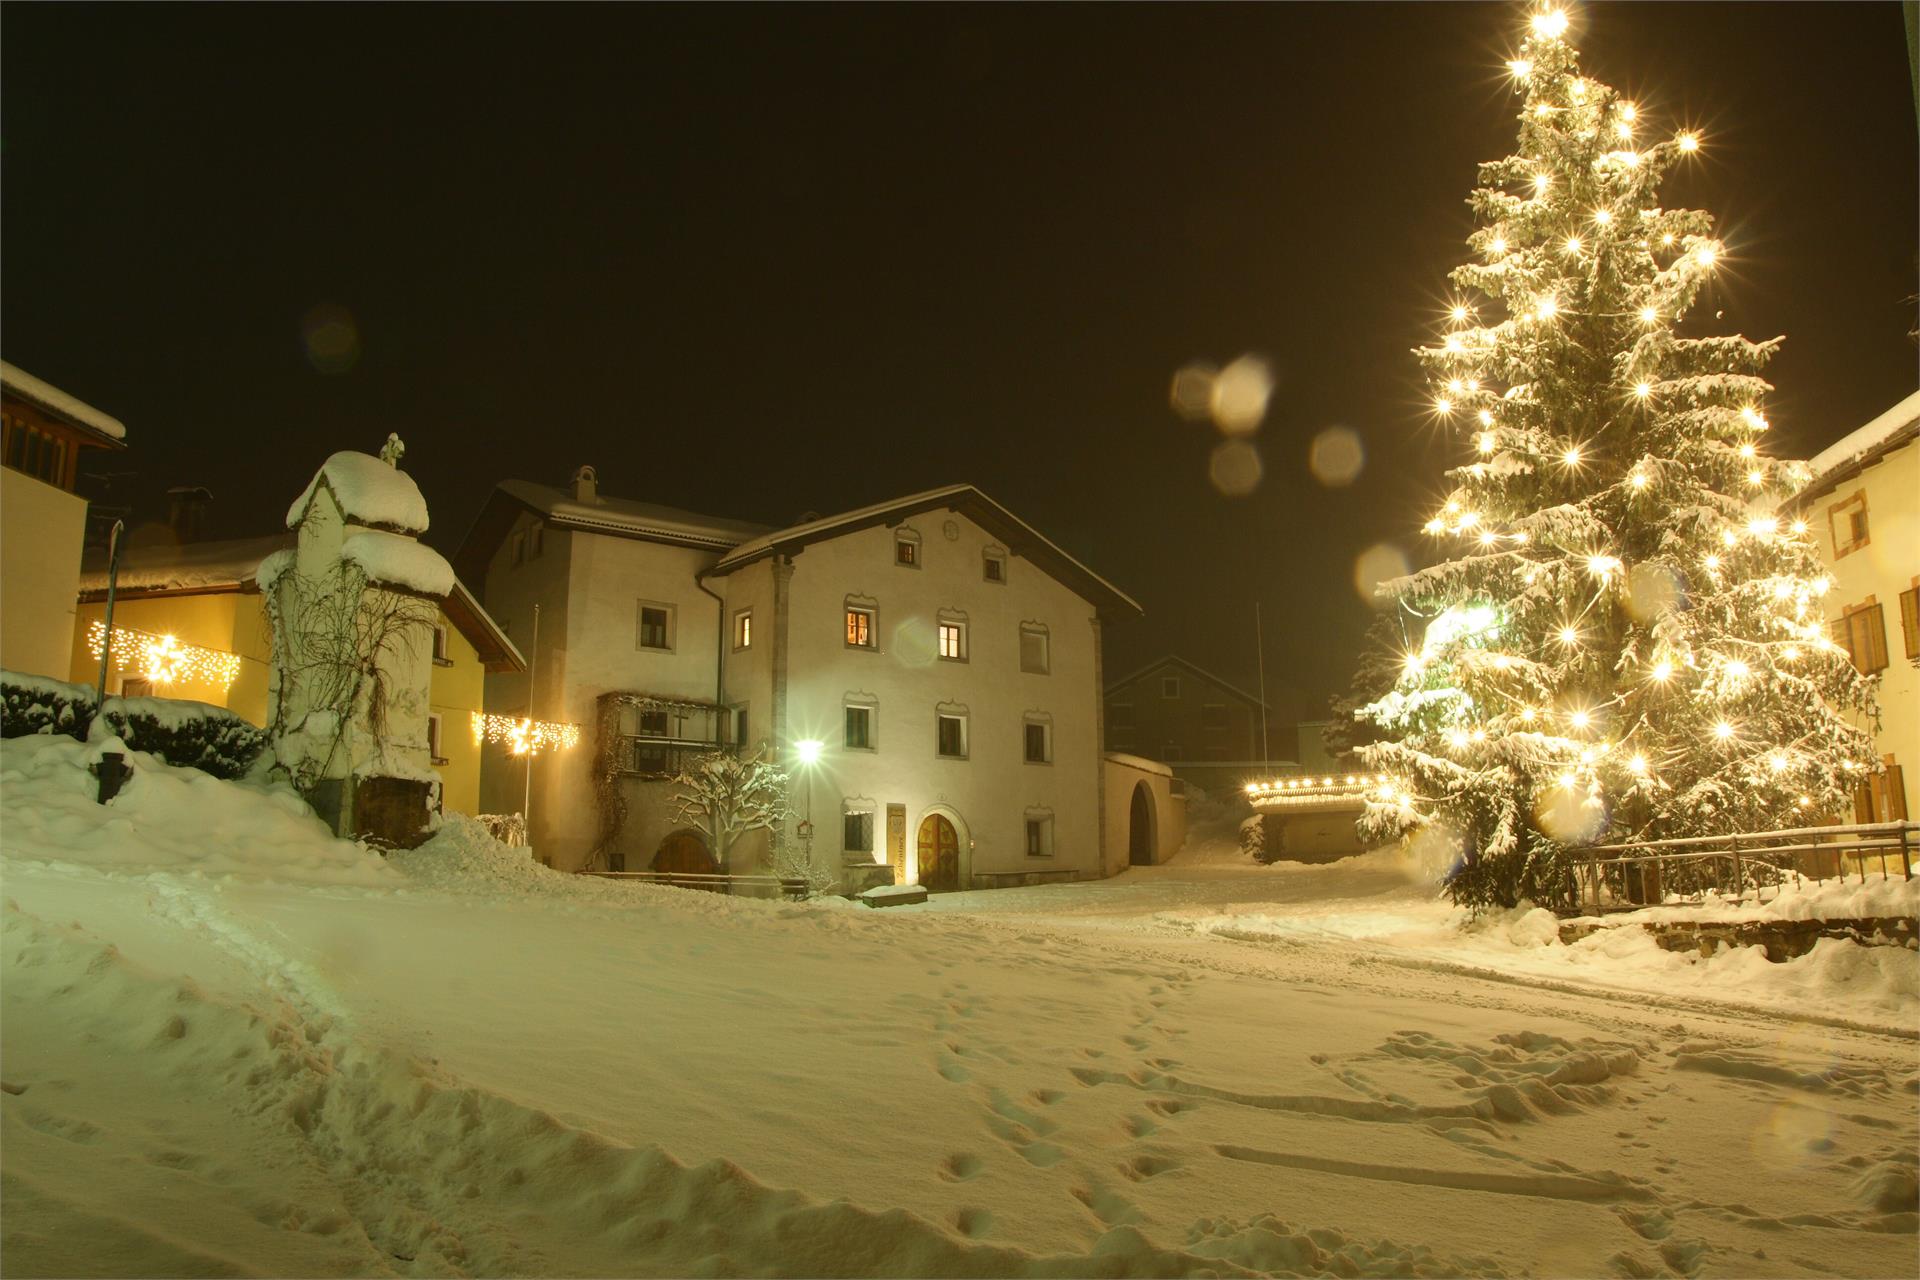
(794, 738, 823, 863)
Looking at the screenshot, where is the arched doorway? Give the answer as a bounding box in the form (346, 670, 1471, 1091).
(652, 828, 718, 875)
(1128, 782, 1155, 866)
(916, 812, 962, 891)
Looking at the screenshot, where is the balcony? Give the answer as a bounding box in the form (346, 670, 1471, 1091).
(617, 736, 732, 780)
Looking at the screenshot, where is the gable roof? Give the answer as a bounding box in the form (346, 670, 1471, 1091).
(1797, 389, 1920, 504)
(452, 479, 773, 584)
(0, 360, 128, 444)
(709, 484, 1142, 619)
(1104, 654, 1266, 709)
(77, 532, 524, 672)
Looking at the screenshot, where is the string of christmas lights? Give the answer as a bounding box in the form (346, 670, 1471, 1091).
(85, 620, 243, 690)
(470, 711, 581, 755)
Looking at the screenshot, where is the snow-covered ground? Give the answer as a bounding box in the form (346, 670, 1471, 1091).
(3, 734, 1916, 1278)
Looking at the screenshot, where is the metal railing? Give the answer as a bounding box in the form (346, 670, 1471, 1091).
(578, 870, 810, 900)
(615, 736, 732, 780)
(1564, 821, 1916, 916)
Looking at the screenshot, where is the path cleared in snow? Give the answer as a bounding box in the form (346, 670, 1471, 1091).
(3, 737, 1916, 1278)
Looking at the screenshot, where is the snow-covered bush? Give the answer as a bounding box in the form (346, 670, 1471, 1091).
(100, 696, 267, 780)
(1, 671, 97, 739)
(1239, 814, 1276, 864)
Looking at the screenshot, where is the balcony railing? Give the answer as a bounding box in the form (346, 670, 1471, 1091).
(1563, 821, 1916, 916)
(616, 735, 733, 780)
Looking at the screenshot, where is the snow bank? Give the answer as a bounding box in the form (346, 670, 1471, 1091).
(0, 734, 393, 887)
(341, 530, 454, 598)
(387, 814, 633, 902)
(1569, 869, 1920, 928)
(286, 452, 429, 534)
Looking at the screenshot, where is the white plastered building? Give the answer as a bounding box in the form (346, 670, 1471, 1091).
(453, 473, 1148, 887)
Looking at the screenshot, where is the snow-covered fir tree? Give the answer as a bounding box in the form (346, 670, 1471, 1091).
(1355, 7, 1880, 910)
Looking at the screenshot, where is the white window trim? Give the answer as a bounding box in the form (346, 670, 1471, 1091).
(1019, 622, 1050, 675)
(1161, 675, 1180, 699)
(842, 799, 879, 858)
(935, 705, 969, 761)
(428, 712, 447, 764)
(1022, 713, 1053, 765)
(733, 607, 754, 651)
(1024, 809, 1055, 859)
(893, 526, 923, 569)
(937, 611, 969, 663)
(843, 696, 878, 752)
(982, 546, 1008, 584)
(845, 596, 879, 650)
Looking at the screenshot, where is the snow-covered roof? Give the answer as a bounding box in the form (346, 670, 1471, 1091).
(0, 360, 128, 442)
(711, 484, 1142, 618)
(343, 531, 456, 599)
(1801, 389, 1920, 498)
(79, 534, 294, 597)
(1104, 654, 1266, 709)
(286, 452, 431, 534)
(498, 479, 772, 548)
(1103, 752, 1174, 778)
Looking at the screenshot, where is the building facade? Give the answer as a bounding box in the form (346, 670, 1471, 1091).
(1796, 389, 1919, 824)
(1, 362, 126, 679)
(455, 474, 1144, 887)
(1102, 654, 1280, 795)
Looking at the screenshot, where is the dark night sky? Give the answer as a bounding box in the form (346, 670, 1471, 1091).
(5, 3, 1915, 720)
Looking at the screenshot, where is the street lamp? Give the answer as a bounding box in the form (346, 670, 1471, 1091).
(793, 738, 823, 858)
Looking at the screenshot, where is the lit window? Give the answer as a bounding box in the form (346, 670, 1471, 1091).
(894, 531, 920, 567)
(938, 621, 967, 661)
(1020, 624, 1050, 674)
(733, 609, 753, 650)
(845, 607, 875, 649)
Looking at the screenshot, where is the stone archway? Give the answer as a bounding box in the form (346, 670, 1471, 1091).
(1128, 782, 1156, 866)
(914, 807, 968, 891)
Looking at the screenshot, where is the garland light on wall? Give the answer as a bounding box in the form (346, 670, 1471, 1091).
(471, 711, 581, 755)
(86, 620, 243, 691)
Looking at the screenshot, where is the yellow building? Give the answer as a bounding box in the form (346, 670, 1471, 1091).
(70, 533, 522, 816)
(1, 362, 127, 679)
(1796, 389, 1919, 823)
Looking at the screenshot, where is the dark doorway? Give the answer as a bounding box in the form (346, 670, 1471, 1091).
(917, 813, 961, 891)
(1128, 783, 1155, 866)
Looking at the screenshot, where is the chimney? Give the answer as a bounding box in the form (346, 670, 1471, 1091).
(166, 486, 213, 543)
(572, 465, 598, 503)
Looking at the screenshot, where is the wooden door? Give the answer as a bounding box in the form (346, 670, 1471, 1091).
(653, 829, 717, 874)
(916, 814, 960, 891)
(886, 804, 907, 881)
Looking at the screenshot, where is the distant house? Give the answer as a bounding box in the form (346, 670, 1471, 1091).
(1102, 654, 1281, 793)
(454, 470, 1155, 886)
(1, 362, 127, 679)
(1791, 389, 1919, 824)
(70, 510, 522, 820)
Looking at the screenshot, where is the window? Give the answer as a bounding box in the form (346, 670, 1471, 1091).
(936, 712, 968, 759)
(1019, 624, 1049, 674)
(121, 676, 153, 698)
(894, 529, 921, 567)
(1839, 602, 1889, 674)
(637, 602, 673, 651)
(428, 713, 448, 765)
(638, 709, 670, 737)
(1025, 816, 1054, 858)
(938, 621, 967, 661)
(733, 608, 753, 650)
(734, 704, 750, 748)
(2, 413, 72, 489)
(843, 809, 876, 858)
(1161, 676, 1180, 699)
(845, 703, 874, 751)
(432, 624, 451, 664)
(1853, 762, 1909, 823)
(1899, 587, 1919, 661)
(1023, 718, 1051, 764)
(983, 550, 1006, 583)
(1110, 702, 1134, 727)
(845, 606, 876, 649)
(1829, 492, 1869, 558)
(1201, 703, 1229, 730)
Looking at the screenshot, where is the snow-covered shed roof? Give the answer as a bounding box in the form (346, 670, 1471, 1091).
(452, 478, 774, 584)
(1798, 389, 1920, 503)
(0, 360, 128, 443)
(286, 452, 431, 535)
(1103, 653, 1266, 709)
(77, 531, 523, 672)
(79, 533, 293, 597)
(343, 530, 456, 598)
(710, 484, 1143, 620)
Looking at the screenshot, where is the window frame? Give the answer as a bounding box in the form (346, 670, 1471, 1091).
(1161, 675, 1180, 699)
(893, 528, 922, 569)
(1840, 601, 1890, 674)
(1019, 623, 1050, 675)
(1898, 586, 1919, 661)
(1023, 716, 1052, 765)
(431, 623, 452, 665)
(938, 619, 968, 663)
(845, 604, 877, 650)
(733, 607, 753, 651)
(636, 600, 675, 652)
(1024, 813, 1054, 858)
(844, 701, 876, 752)
(982, 549, 1007, 584)
(428, 712, 448, 765)
(1829, 491, 1870, 559)
(935, 711, 969, 760)
(843, 808, 877, 859)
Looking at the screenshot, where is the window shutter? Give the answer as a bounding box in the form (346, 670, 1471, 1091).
(1852, 781, 1874, 824)
(1884, 765, 1908, 822)
(1900, 588, 1920, 661)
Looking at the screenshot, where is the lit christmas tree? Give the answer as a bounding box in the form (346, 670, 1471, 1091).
(1355, 7, 1880, 910)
